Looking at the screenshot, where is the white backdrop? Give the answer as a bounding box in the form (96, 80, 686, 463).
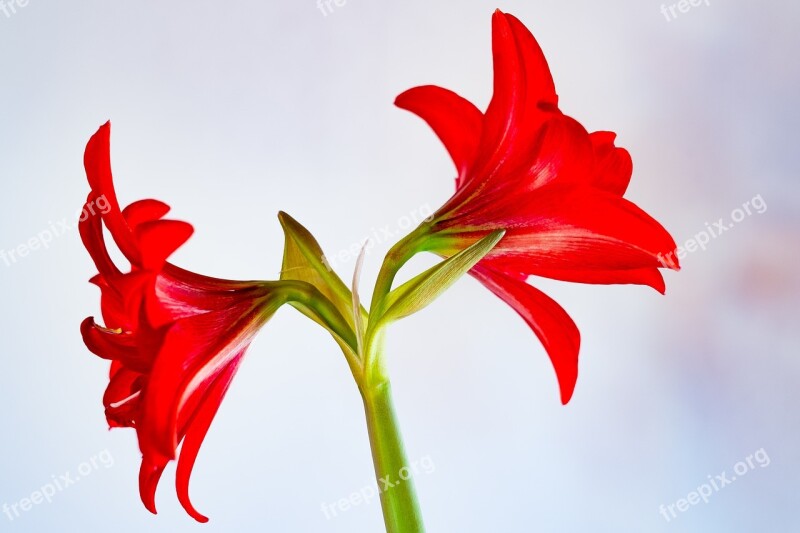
(1, 1, 798, 531)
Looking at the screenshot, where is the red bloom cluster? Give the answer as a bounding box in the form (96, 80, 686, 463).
(397, 10, 679, 403)
(80, 123, 279, 522)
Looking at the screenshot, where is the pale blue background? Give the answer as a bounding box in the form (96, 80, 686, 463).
(1, 1, 798, 531)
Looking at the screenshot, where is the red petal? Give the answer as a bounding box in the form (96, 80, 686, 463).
(524, 266, 667, 294)
(81, 317, 153, 372)
(503, 12, 557, 108)
(522, 115, 594, 190)
(105, 271, 155, 331)
(123, 199, 172, 230)
(176, 357, 244, 523)
(83, 122, 141, 263)
(470, 265, 580, 404)
(103, 366, 143, 428)
(89, 275, 127, 330)
(589, 131, 632, 196)
(139, 455, 169, 515)
(475, 11, 557, 178)
(156, 266, 270, 320)
(139, 304, 262, 459)
(455, 188, 680, 273)
(466, 113, 593, 210)
(134, 219, 194, 271)
(79, 194, 121, 279)
(395, 85, 483, 188)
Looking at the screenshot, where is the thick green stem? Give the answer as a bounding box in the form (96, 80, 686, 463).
(362, 380, 426, 533)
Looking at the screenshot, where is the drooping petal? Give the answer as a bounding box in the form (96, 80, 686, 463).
(470, 265, 580, 404)
(395, 85, 483, 187)
(139, 303, 264, 459)
(176, 357, 244, 523)
(139, 454, 169, 515)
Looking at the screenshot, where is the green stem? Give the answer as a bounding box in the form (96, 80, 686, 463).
(358, 221, 433, 531)
(368, 224, 429, 321)
(362, 379, 426, 533)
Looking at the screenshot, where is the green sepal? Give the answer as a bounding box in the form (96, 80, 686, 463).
(278, 211, 364, 358)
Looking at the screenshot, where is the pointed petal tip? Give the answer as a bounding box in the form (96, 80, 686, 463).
(138, 457, 167, 517)
(277, 210, 297, 229)
(180, 494, 210, 523)
(93, 121, 111, 139)
(558, 363, 578, 405)
(491, 8, 512, 31)
(394, 86, 429, 109)
(393, 89, 409, 108)
(560, 389, 574, 405)
(179, 495, 209, 523)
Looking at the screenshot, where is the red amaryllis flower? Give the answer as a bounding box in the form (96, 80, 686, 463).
(79, 123, 288, 522)
(395, 10, 679, 404)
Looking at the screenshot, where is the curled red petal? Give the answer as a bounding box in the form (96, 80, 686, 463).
(84, 122, 141, 264)
(79, 194, 121, 279)
(589, 131, 633, 196)
(470, 265, 580, 404)
(176, 357, 244, 523)
(80, 317, 153, 373)
(123, 199, 172, 230)
(139, 455, 169, 515)
(395, 85, 483, 188)
(134, 220, 194, 272)
(139, 304, 263, 459)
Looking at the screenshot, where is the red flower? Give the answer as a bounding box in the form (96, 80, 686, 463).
(395, 10, 679, 404)
(79, 123, 286, 522)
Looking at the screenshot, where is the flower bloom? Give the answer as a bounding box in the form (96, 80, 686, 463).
(79, 123, 287, 522)
(395, 10, 679, 404)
